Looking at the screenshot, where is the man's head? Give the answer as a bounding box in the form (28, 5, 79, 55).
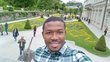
(42, 16, 66, 52)
(21, 36, 24, 39)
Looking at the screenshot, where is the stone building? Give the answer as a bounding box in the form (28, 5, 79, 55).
(82, 0, 110, 35)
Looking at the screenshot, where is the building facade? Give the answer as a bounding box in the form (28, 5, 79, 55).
(82, 0, 110, 35)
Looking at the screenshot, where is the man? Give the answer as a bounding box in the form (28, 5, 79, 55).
(33, 25, 37, 37)
(0, 24, 3, 35)
(34, 17, 92, 62)
(18, 36, 26, 55)
(13, 28, 19, 41)
(104, 27, 108, 36)
(4, 22, 8, 35)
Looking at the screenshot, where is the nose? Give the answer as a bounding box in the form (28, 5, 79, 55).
(51, 33, 58, 40)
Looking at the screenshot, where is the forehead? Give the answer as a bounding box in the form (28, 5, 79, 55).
(44, 21, 65, 30)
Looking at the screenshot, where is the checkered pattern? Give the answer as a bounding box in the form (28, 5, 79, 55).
(34, 43, 92, 62)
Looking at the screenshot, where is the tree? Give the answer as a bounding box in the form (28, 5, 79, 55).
(6, 0, 37, 9)
(0, 0, 7, 6)
(95, 35, 107, 52)
(0, 0, 8, 10)
(77, 3, 83, 17)
(59, 3, 66, 11)
(35, 0, 62, 11)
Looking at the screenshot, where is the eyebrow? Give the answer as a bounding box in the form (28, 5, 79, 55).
(45, 29, 64, 31)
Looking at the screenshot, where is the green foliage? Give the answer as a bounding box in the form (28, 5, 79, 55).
(36, 0, 53, 10)
(8, 6, 14, 11)
(78, 18, 81, 22)
(0, 0, 7, 6)
(6, 0, 36, 9)
(40, 15, 44, 18)
(95, 35, 107, 52)
(35, 0, 65, 12)
(24, 20, 32, 29)
(65, 8, 78, 14)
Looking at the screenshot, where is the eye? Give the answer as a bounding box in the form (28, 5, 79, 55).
(58, 31, 63, 34)
(46, 32, 51, 35)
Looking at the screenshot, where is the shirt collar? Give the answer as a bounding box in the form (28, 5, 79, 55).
(44, 42, 68, 55)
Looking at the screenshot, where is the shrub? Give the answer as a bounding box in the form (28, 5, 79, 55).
(8, 7, 14, 11)
(78, 18, 81, 22)
(95, 35, 106, 52)
(40, 15, 44, 18)
(24, 20, 31, 29)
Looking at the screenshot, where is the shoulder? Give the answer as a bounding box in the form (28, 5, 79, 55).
(71, 49, 92, 62)
(64, 47, 87, 57)
(65, 48, 92, 62)
(35, 46, 45, 55)
(64, 47, 85, 55)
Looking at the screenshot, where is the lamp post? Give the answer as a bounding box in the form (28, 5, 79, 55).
(101, 0, 108, 30)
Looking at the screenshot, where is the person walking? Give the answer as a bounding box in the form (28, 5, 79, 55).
(88, 19, 91, 24)
(4, 22, 8, 35)
(33, 25, 37, 37)
(13, 28, 19, 41)
(104, 27, 108, 36)
(18, 36, 26, 55)
(0, 24, 3, 35)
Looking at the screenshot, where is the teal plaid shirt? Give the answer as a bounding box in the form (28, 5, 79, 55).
(34, 43, 92, 62)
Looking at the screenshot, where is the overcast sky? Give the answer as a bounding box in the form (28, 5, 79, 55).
(61, 0, 85, 3)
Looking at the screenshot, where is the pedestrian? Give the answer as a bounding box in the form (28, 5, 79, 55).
(64, 16, 66, 20)
(13, 28, 19, 41)
(88, 19, 91, 24)
(0, 24, 3, 35)
(104, 27, 108, 36)
(20, 17, 92, 62)
(18, 36, 26, 55)
(18, 37, 34, 62)
(33, 25, 37, 37)
(4, 22, 8, 35)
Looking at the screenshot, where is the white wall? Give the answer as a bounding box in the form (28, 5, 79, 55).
(82, 0, 110, 35)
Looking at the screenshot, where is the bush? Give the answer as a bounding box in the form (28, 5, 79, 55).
(40, 15, 44, 18)
(8, 7, 14, 11)
(24, 20, 31, 29)
(95, 35, 106, 52)
(78, 18, 81, 22)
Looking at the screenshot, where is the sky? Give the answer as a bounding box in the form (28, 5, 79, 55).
(61, 0, 85, 3)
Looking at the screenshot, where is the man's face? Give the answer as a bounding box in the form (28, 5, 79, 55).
(42, 21, 66, 52)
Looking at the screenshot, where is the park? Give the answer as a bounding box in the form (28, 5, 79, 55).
(0, 0, 110, 62)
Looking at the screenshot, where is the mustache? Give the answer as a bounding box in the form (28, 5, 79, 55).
(50, 40, 59, 43)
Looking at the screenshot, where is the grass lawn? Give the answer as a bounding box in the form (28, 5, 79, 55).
(7, 18, 45, 32)
(66, 21, 110, 57)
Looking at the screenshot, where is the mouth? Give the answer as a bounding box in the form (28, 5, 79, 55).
(50, 42, 59, 48)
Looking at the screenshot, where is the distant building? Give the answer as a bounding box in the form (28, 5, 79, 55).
(82, 0, 110, 35)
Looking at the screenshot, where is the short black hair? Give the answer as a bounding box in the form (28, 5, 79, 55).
(42, 16, 66, 31)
